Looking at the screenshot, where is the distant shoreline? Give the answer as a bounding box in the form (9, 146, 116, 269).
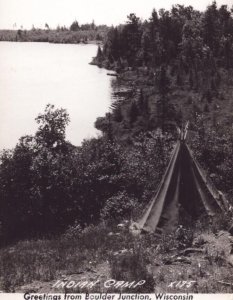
(0, 28, 107, 45)
(0, 39, 102, 45)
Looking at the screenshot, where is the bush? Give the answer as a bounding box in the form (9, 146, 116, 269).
(0, 104, 174, 243)
(189, 116, 233, 201)
(101, 192, 137, 221)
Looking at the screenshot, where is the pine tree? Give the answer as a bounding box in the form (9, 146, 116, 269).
(203, 1, 221, 55)
(157, 66, 171, 131)
(96, 46, 103, 59)
(70, 20, 79, 31)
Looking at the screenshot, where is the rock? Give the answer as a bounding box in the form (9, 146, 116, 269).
(117, 223, 125, 229)
(119, 249, 129, 254)
(113, 248, 131, 256)
(129, 222, 141, 236)
(210, 173, 216, 178)
(174, 256, 192, 264)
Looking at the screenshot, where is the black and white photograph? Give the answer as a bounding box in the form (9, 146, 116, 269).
(0, 0, 233, 297)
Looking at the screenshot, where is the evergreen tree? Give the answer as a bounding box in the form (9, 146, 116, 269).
(103, 27, 120, 62)
(45, 23, 50, 30)
(96, 45, 103, 60)
(203, 1, 221, 55)
(156, 66, 171, 131)
(121, 13, 141, 66)
(149, 9, 160, 68)
(70, 20, 80, 31)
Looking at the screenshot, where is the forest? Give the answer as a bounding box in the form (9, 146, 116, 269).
(1, 1, 233, 293)
(93, 2, 233, 135)
(95, 2, 233, 70)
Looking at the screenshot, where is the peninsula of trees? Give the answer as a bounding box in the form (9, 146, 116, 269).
(93, 2, 233, 138)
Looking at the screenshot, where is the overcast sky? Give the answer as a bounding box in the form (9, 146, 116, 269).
(0, 0, 232, 29)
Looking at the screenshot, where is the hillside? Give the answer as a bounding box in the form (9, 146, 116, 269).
(92, 2, 233, 135)
(1, 220, 233, 293)
(92, 2, 233, 202)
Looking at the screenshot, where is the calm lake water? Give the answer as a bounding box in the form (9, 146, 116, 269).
(0, 42, 113, 150)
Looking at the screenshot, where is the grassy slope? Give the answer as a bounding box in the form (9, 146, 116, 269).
(1, 219, 233, 293)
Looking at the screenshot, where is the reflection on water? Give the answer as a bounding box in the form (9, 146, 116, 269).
(0, 42, 116, 149)
(110, 77, 134, 110)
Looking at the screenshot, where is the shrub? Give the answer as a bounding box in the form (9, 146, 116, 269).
(101, 192, 137, 221)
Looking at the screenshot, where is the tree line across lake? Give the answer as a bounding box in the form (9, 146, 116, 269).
(0, 20, 109, 44)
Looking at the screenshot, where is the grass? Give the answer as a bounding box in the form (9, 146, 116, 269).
(0, 222, 135, 292)
(0, 217, 233, 293)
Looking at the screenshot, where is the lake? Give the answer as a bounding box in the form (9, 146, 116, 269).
(0, 42, 114, 150)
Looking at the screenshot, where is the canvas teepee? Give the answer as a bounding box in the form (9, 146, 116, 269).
(133, 124, 229, 234)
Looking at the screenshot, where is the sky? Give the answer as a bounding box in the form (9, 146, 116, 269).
(0, 0, 232, 29)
